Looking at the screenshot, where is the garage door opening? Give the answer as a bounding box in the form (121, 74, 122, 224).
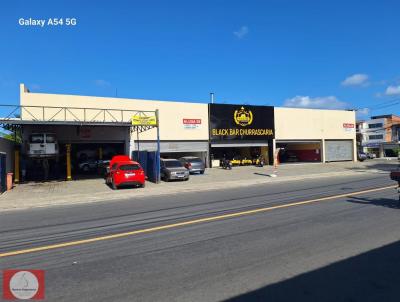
(276, 141, 322, 163)
(63, 142, 124, 179)
(210, 145, 269, 167)
(160, 152, 207, 163)
(24, 142, 125, 181)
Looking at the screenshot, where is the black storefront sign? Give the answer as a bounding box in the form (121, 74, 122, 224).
(209, 104, 275, 141)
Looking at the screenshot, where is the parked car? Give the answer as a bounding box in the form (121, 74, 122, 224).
(358, 151, 367, 161)
(366, 152, 376, 159)
(79, 159, 110, 173)
(27, 133, 58, 157)
(285, 152, 299, 162)
(179, 156, 205, 174)
(161, 159, 189, 181)
(106, 156, 145, 189)
(77, 146, 117, 162)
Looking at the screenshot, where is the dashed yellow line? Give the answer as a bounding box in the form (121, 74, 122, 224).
(0, 185, 396, 258)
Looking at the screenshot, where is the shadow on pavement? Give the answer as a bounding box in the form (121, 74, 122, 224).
(347, 196, 400, 209)
(253, 172, 272, 177)
(225, 240, 400, 302)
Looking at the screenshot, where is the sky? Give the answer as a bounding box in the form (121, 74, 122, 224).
(1, 0, 400, 120)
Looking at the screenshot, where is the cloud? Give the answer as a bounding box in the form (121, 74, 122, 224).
(283, 95, 348, 110)
(341, 73, 369, 86)
(94, 79, 111, 87)
(233, 26, 249, 39)
(385, 85, 400, 95)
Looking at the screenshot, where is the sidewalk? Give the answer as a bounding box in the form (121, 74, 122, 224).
(0, 160, 395, 212)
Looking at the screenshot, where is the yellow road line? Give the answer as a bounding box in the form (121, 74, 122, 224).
(0, 185, 396, 258)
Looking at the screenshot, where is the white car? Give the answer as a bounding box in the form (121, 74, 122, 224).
(27, 133, 58, 157)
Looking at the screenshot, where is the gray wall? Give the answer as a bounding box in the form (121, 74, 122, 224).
(0, 137, 15, 173)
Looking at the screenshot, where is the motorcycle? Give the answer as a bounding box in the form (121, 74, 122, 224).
(254, 156, 265, 167)
(221, 159, 232, 170)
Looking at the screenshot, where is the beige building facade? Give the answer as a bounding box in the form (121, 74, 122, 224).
(19, 84, 210, 160)
(274, 107, 357, 163)
(13, 84, 356, 180)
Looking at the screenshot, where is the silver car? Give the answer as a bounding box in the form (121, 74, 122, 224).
(179, 156, 205, 174)
(161, 159, 190, 181)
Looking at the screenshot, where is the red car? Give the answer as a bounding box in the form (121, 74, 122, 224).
(106, 156, 145, 189)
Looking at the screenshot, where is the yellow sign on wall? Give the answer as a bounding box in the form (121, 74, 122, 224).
(132, 115, 157, 126)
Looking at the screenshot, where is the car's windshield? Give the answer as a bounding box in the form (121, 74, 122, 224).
(46, 134, 56, 143)
(164, 161, 183, 168)
(30, 134, 44, 143)
(187, 158, 202, 163)
(119, 164, 141, 171)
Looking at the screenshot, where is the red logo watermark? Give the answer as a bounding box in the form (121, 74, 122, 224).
(3, 270, 45, 300)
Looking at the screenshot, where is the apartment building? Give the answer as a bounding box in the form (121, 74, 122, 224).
(357, 114, 400, 157)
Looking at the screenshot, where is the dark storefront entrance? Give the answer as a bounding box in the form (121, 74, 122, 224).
(20, 124, 129, 181)
(24, 142, 125, 181)
(209, 104, 275, 166)
(276, 141, 322, 163)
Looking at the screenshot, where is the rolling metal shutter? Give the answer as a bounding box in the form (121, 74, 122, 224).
(325, 140, 353, 162)
(137, 141, 208, 153)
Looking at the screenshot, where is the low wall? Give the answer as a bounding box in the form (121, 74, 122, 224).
(0, 137, 15, 173)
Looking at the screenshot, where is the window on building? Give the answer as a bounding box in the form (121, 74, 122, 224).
(369, 134, 383, 140)
(368, 123, 383, 128)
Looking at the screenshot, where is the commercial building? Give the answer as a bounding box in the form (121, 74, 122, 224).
(357, 115, 400, 157)
(0, 84, 357, 182)
(275, 107, 356, 163)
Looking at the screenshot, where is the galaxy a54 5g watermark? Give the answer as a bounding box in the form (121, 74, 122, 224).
(18, 18, 77, 27)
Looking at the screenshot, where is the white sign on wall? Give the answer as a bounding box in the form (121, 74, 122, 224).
(183, 118, 201, 129)
(343, 123, 355, 132)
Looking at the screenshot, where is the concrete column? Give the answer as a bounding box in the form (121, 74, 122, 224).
(379, 144, 384, 158)
(126, 127, 132, 157)
(321, 139, 326, 163)
(98, 147, 103, 160)
(206, 145, 210, 168)
(269, 139, 276, 165)
(14, 150, 20, 183)
(352, 139, 357, 162)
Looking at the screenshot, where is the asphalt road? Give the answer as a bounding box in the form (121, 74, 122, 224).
(1, 172, 400, 302)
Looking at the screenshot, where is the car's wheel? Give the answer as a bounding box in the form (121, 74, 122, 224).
(184, 177, 189, 181)
(141, 182, 146, 188)
(111, 179, 118, 190)
(200, 171, 204, 174)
